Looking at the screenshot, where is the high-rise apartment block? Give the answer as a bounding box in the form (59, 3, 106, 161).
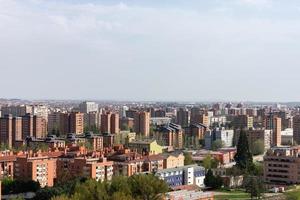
(134, 111, 150, 137)
(101, 112, 120, 134)
(293, 115, 300, 145)
(69, 112, 84, 134)
(265, 114, 282, 146)
(176, 108, 189, 128)
(48, 112, 84, 135)
(79, 101, 98, 113)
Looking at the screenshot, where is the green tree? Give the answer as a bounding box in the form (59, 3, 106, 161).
(202, 155, 219, 169)
(244, 176, 263, 199)
(183, 152, 194, 165)
(128, 174, 168, 200)
(211, 139, 224, 151)
(111, 192, 133, 200)
(234, 129, 253, 171)
(204, 169, 223, 189)
(72, 179, 109, 200)
(109, 176, 131, 196)
(251, 140, 264, 155)
(204, 169, 215, 188)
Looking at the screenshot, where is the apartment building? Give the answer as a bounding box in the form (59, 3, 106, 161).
(264, 146, 300, 185)
(14, 155, 57, 187)
(57, 156, 113, 182)
(156, 165, 206, 188)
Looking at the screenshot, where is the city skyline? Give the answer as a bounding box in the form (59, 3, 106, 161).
(1, 0, 300, 101)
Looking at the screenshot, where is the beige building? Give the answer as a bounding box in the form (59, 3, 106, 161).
(163, 153, 184, 169)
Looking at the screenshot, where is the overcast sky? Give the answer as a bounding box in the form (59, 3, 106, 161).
(1, 0, 300, 102)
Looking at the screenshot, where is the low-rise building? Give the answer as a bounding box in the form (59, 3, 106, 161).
(162, 153, 185, 169)
(57, 156, 113, 182)
(128, 139, 163, 155)
(156, 165, 206, 188)
(110, 152, 164, 176)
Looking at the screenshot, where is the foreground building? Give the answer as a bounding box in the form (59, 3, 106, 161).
(156, 165, 206, 188)
(264, 146, 300, 185)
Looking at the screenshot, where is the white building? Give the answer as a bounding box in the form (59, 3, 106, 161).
(156, 165, 205, 188)
(205, 128, 234, 150)
(79, 101, 98, 113)
(281, 128, 293, 145)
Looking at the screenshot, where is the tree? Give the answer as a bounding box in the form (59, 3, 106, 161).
(211, 139, 224, 151)
(251, 140, 264, 155)
(244, 176, 263, 199)
(111, 192, 133, 200)
(72, 179, 109, 200)
(109, 176, 131, 196)
(204, 169, 215, 188)
(128, 174, 169, 200)
(234, 129, 253, 171)
(202, 155, 219, 169)
(204, 169, 223, 189)
(50, 174, 168, 200)
(184, 152, 194, 165)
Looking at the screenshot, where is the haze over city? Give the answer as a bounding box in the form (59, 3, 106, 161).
(1, 0, 300, 101)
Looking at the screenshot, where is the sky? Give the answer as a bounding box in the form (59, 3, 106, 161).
(1, 0, 300, 102)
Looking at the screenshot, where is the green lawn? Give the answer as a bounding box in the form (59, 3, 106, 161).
(215, 189, 251, 200)
(284, 189, 300, 200)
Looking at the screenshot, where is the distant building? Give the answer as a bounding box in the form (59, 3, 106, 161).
(232, 115, 253, 129)
(176, 108, 189, 127)
(156, 123, 183, 149)
(150, 117, 171, 126)
(101, 112, 119, 134)
(48, 112, 84, 135)
(293, 115, 300, 145)
(1, 105, 32, 117)
(134, 111, 150, 137)
(184, 123, 208, 147)
(79, 101, 98, 113)
(128, 139, 163, 155)
(205, 128, 234, 150)
(69, 112, 84, 134)
(265, 114, 281, 147)
(235, 129, 271, 151)
(281, 128, 293, 145)
(84, 111, 101, 130)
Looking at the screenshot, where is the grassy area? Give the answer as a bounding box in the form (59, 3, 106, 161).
(215, 189, 251, 200)
(284, 189, 300, 200)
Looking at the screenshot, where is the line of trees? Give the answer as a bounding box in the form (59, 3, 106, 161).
(50, 174, 169, 200)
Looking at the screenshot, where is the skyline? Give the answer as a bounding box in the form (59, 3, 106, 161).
(1, 0, 300, 101)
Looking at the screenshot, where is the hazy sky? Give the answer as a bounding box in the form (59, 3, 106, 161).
(1, 0, 300, 102)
